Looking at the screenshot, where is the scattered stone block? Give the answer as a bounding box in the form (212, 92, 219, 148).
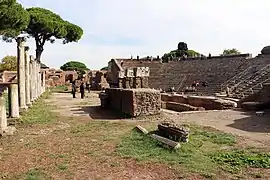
(104, 88, 161, 117)
(158, 121, 190, 142)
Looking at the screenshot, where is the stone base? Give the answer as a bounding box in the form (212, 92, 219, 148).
(164, 102, 205, 112)
(19, 106, 28, 114)
(0, 126, 16, 136)
(103, 88, 161, 117)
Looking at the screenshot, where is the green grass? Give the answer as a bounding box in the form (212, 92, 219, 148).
(211, 149, 270, 173)
(25, 168, 50, 180)
(117, 125, 269, 177)
(20, 94, 57, 124)
(50, 85, 68, 92)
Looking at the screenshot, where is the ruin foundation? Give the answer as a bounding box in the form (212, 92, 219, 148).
(102, 88, 161, 117)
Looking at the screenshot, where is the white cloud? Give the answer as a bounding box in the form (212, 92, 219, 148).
(1, 0, 270, 69)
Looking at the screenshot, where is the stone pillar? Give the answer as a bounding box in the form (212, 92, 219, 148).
(25, 46, 31, 106)
(37, 62, 41, 97)
(33, 59, 38, 100)
(8, 84, 19, 118)
(33, 59, 38, 99)
(29, 56, 34, 102)
(41, 71, 46, 93)
(16, 37, 27, 110)
(0, 95, 7, 133)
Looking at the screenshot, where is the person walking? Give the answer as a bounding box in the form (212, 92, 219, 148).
(86, 82, 90, 93)
(71, 81, 76, 98)
(80, 82, 85, 99)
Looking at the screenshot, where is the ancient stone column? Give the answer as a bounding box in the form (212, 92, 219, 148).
(33, 59, 38, 99)
(25, 46, 31, 106)
(0, 94, 7, 133)
(37, 62, 41, 97)
(8, 84, 19, 118)
(41, 71, 46, 93)
(29, 56, 34, 102)
(16, 37, 27, 110)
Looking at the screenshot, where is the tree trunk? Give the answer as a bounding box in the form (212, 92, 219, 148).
(35, 48, 43, 62)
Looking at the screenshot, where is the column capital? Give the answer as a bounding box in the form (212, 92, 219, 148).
(25, 46, 30, 51)
(16, 37, 26, 47)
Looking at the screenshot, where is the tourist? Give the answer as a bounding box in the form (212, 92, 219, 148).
(71, 81, 76, 98)
(86, 82, 90, 93)
(80, 82, 85, 99)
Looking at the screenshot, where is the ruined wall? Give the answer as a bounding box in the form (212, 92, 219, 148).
(161, 93, 236, 110)
(1, 71, 17, 83)
(89, 70, 109, 90)
(105, 88, 161, 117)
(240, 83, 270, 104)
(65, 71, 78, 82)
(45, 69, 65, 86)
(119, 56, 270, 95)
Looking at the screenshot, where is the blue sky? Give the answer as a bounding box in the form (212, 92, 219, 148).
(0, 0, 270, 69)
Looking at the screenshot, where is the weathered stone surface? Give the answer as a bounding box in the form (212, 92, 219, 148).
(158, 121, 190, 142)
(103, 88, 161, 117)
(161, 94, 235, 110)
(261, 46, 270, 55)
(241, 101, 263, 111)
(161, 93, 173, 102)
(0, 126, 16, 136)
(134, 67, 150, 77)
(187, 96, 235, 110)
(126, 69, 135, 78)
(165, 102, 205, 112)
(171, 94, 188, 104)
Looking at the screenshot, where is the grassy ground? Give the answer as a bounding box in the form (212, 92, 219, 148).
(117, 125, 270, 179)
(1, 88, 269, 179)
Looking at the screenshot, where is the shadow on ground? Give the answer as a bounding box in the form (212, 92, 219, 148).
(227, 110, 270, 133)
(70, 105, 130, 120)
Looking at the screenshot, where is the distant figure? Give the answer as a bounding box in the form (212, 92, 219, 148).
(226, 86, 230, 96)
(202, 81, 208, 87)
(208, 53, 212, 58)
(80, 82, 85, 99)
(86, 82, 90, 93)
(71, 81, 76, 98)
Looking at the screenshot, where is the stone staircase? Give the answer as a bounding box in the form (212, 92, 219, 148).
(120, 57, 270, 96)
(229, 64, 270, 99)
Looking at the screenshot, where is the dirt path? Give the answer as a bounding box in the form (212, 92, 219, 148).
(163, 109, 270, 144)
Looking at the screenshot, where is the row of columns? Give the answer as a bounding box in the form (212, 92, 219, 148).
(17, 37, 46, 112)
(0, 37, 46, 134)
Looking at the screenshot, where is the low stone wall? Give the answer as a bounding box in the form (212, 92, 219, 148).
(164, 102, 205, 112)
(161, 93, 236, 110)
(104, 88, 161, 117)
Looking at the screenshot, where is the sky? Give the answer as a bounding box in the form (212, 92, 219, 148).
(1, 0, 270, 69)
